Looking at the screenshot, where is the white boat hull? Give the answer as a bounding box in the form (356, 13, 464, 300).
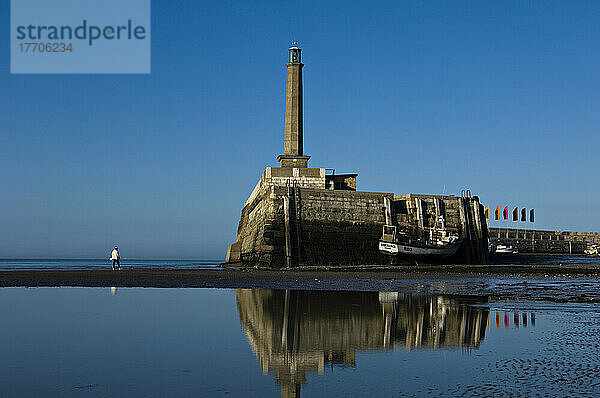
(379, 241, 460, 257)
(495, 245, 518, 254)
(379, 242, 399, 254)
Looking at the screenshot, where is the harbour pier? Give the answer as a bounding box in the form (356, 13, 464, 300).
(224, 44, 489, 268)
(489, 228, 600, 254)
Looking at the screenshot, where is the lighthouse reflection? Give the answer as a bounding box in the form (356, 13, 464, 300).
(236, 289, 489, 397)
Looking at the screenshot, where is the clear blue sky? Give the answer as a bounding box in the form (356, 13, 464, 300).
(1, 1, 599, 259)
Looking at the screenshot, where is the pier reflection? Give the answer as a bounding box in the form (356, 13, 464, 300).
(236, 289, 489, 397)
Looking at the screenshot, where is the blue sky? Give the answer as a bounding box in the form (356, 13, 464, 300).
(1, 1, 599, 259)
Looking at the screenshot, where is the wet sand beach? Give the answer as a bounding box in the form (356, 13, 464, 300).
(2, 265, 600, 302)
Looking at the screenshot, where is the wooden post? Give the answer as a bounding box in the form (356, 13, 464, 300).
(384, 197, 392, 225)
(569, 240, 572, 255)
(415, 198, 424, 229)
(294, 187, 302, 265)
(459, 198, 471, 264)
(283, 196, 292, 268)
(472, 200, 487, 263)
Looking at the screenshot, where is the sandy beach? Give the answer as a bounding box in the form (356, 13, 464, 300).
(2, 265, 600, 303)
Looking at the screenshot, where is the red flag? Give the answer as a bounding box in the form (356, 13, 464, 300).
(503, 206, 509, 220)
(512, 207, 518, 221)
(521, 208, 527, 221)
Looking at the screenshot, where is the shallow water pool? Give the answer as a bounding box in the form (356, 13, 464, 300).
(0, 288, 598, 397)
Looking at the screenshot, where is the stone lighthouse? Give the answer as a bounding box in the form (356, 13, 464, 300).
(278, 42, 310, 168)
(223, 43, 491, 267)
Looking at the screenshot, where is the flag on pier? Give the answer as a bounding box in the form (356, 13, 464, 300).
(521, 208, 527, 221)
(530, 208, 535, 222)
(512, 207, 518, 221)
(503, 206, 509, 220)
(484, 205, 489, 219)
(495, 206, 500, 220)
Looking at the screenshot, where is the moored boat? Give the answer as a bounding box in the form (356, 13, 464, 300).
(379, 223, 462, 261)
(584, 243, 600, 256)
(495, 244, 518, 254)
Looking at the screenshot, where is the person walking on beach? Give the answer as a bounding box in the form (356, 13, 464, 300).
(110, 246, 121, 270)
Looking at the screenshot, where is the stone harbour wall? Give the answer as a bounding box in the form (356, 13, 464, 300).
(489, 227, 600, 254)
(226, 183, 394, 267)
(296, 189, 393, 266)
(226, 185, 285, 267)
(225, 167, 491, 267)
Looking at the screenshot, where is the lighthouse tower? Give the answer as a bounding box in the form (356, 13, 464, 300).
(278, 42, 311, 168)
(223, 43, 490, 268)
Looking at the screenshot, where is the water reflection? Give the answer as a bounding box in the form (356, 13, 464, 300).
(494, 311, 535, 329)
(236, 289, 490, 397)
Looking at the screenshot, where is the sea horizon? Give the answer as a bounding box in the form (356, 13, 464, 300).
(0, 258, 223, 271)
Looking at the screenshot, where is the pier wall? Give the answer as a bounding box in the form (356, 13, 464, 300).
(225, 181, 394, 267)
(225, 168, 490, 267)
(295, 189, 393, 266)
(489, 227, 600, 254)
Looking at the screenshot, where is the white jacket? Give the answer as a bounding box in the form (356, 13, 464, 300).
(110, 249, 119, 260)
